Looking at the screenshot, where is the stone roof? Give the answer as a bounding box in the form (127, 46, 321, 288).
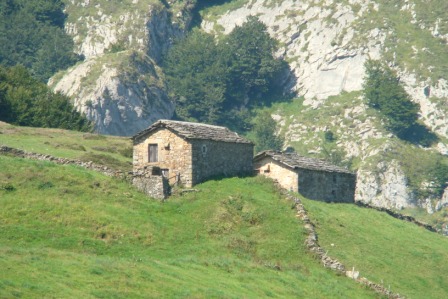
(254, 150, 354, 174)
(132, 119, 253, 144)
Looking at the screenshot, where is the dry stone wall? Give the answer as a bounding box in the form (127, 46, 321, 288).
(0, 145, 130, 180)
(132, 167, 170, 200)
(280, 187, 404, 299)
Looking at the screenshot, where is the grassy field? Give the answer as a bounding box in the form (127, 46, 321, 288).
(0, 122, 132, 172)
(303, 198, 448, 299)
(0, 155, 377, 298)
(2, 125, 447, 298)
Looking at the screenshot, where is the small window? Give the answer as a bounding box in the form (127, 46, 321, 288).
(148, 144, 158, 162)
(201, 144, 207, 157)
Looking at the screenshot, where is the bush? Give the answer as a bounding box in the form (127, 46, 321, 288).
(251, 111, 284, 153)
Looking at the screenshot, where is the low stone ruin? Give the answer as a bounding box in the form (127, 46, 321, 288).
(132, 166, 170, 200)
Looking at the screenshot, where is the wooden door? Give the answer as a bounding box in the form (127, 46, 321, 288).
(148, 144, 158, 162)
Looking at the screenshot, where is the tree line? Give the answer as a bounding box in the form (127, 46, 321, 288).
(0, 0, 82, 82)
(163, 17, 290, 135)
(0, 65, 91, 131)
(0, 0, 89, 131)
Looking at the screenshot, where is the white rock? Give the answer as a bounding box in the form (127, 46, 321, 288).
(49, 2, 188, 135)
(355, 160, 415, 209)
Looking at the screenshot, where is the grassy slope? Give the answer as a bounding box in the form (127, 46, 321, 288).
(2, 126, 447, 298)
(0, 122, 132, 172)
(0, 156, 376, 298)
(303, 198, 448, 299)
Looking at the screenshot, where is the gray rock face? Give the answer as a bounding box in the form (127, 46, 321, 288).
(50, 53, 174, 136)
(49, 0, 192, 136)
(202, 0, 381, 105)
(203, 0, 447, 140)
(355, 161, 415, 210)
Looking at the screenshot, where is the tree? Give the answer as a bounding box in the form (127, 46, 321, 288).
(221, 16, 287, 108)
(363, 60, 419, 139)
(0, 65, 91, 131)
(0, 0, 81, 82)
(163, 17, 290, 132)
(164, 30, 226, 124)
(431, 160, 448, 198)
(252, 111, 284, 153)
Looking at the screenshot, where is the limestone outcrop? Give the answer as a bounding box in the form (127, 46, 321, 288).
(203, 0, 448, 139)
(49, 0, 193, 136)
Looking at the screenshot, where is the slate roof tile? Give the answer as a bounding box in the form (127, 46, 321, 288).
(254, 150, 354, 174)
(132, 120, 253, 144)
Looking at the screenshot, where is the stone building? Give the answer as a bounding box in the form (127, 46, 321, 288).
(254, 150, 356, 203)
(132, 120, 254, 198)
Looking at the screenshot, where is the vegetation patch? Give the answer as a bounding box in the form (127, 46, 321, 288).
(0, 0, 82, 81)
(164, 16, 291, 132)
(0, 65, 91, 132)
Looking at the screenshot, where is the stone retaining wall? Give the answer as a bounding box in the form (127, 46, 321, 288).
(132, 166, 170, 200)
(278, 186, 404, 299)
(0, 145, 130, 180)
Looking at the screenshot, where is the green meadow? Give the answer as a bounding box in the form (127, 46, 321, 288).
(0, 156, 376, 298)
(1, 125, 447, 298)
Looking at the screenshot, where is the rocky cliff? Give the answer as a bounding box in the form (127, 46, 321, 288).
(202, 0, 448, 211)
(49, 0, 194, 136)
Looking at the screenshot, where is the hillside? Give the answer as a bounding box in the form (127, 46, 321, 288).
(0, 121, 132, 172)
(44, 0, 448, 215)
(0, 155, 377, 298)
(304, 197, 448, 299)
(2, 126, 448, 298)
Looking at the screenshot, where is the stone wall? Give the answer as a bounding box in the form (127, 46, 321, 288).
(280, 187, 404, 299)
(299, 169, 356, 203)
(191, 140, 254, 185)
(254, 158, 299, 192)
(132, 167, 169, 200)
(133, 128, 193, 186)
(0, 145, 129, 180)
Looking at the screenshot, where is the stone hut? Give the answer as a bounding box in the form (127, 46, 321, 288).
(254, 150, 356, 203)
(132, 120, 254, 198)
